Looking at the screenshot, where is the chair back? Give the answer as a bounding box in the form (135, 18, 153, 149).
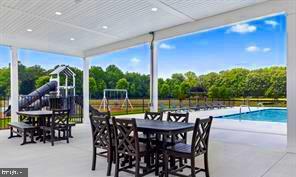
(144, 111, 163, 121)
(112, 118, 139, 156)
(51, 109, 70, 128)
(89, 111, 112, 150)
(191, 117, 213, 156)
(167, 112, 189, 123)
(167, 112, 189, 141)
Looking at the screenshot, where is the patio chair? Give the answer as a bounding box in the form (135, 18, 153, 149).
(89, 111, 113, 176)
(166, 112, 190, 166)
(144, 111, 163, 121)
(217, 102, 226, 108)
(190, 105, 201, 111)
(112, 118, 154, 177)
(41, 109, 70, 146)
(166, 112, 189, 145)
(163, 116, 213, 177)
(204, 103, 214, 110)
(211, 102, 221, 109)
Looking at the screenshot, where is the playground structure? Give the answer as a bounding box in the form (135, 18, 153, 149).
(49, 65, 76, 97)
(5, 65, 76, 116)
(99, 89, 133, 112)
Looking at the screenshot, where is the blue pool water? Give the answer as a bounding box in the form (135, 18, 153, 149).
(217, 109, 287, 123)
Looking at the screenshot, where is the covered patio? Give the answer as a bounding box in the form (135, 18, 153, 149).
(0, 116, 292, 177)
(0, 0, 296, 177)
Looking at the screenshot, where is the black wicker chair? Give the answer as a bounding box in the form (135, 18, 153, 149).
(163, 117, 213, 177)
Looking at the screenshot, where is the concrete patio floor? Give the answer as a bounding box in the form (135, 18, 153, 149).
(0, 113, 294, 177)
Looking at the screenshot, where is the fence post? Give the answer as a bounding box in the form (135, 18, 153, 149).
(142, 98, 145, 113)
(126, 99, 128, 115)
(169, 98, 171, 108)
(189, 97, 191, 107)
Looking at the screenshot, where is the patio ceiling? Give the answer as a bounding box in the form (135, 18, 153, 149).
(0, 0, 268, 57)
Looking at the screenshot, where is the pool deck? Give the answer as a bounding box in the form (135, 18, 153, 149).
(119, 107, 287, 135)
(118, 107, 287, 151)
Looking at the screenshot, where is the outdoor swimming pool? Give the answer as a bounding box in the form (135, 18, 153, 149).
(217, 109, 287, 123)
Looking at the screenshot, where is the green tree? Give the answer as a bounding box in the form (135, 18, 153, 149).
(184, 71, 198, 88)
(208, 86, 220, 98)
(35, 76, 50, 88)
(0, 67, 10, 96)
(105, 65, 124, 88)
(116, 78, 129, 89)
(179, 81, 191, 100)
(96, 80, 106, 98)
(89, 77, 97, 98)
(160, 83, 170, 98)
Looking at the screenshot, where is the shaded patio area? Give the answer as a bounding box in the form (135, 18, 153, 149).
(0, 121, 293, 177)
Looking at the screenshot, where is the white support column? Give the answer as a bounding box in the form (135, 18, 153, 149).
(150, 34, 158, 112)
(10, 46, 19, 122)
(287, 12, 296, 153)
(83, 57, 90, 124)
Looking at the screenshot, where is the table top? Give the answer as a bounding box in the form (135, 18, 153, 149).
(17, 110, 53, 116)
(134, 119, 194, 133)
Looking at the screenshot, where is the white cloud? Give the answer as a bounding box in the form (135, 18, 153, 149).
(263, 48, 271, 52)
(130, 57, 140, 66)
(265, 20, 278, 28)
(159, 43, 175, 50)
(246, 45, 260, 52)
(245, 45, 272, 53)
(228, 23, 257, 34)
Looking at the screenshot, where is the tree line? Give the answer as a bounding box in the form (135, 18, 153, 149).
(0, 62, 286, 99)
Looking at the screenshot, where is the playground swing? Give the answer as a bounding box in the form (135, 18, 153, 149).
(99, 89, 133, 112)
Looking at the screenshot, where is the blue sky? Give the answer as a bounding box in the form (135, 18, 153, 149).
(0, 14, 286, 78)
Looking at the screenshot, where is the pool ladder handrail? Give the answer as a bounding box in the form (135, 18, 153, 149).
(239, 105, 251, 114)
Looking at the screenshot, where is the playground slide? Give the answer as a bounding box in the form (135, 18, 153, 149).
(5, 81, 57, 116)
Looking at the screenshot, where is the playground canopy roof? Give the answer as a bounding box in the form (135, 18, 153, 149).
(0, 0, 269, 58)
(50, 65, 76, 77)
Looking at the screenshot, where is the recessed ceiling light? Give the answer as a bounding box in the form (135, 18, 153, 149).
(70, 37, 75, 41)
(102, 25, 108, 29)
(55, 11, 62, 16)
(151, 7, 158, 12)
(26, 29, 33, 32)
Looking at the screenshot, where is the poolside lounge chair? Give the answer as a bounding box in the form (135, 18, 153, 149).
(217, 102, 227, 108)
(204, 103, 214, 110)
(212, 102, 221, 109)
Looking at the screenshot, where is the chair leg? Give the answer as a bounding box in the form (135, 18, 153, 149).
(107, 148, 112, 176)
(92, 147, 97, 171)
(155, 151, 159, 176)
(51, 130, 54, 146)
(114, 153, 119, 177)
(204, 153, 210, 177)
(66, 129, 69, 144)
(164, 152, 169, 177)
(191, 158, 196, 177)
(43, 130, 46, 144)
(135, 156, 140, 177)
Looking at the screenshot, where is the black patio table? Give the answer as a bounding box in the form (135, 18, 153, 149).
(124, 118, 195, 175)
(17, 110, 53, 139)
(17, 110, 53, 124)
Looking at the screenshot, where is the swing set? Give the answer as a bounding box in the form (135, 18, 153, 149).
(99, 89, 133, 112)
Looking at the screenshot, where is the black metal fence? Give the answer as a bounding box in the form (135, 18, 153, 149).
(0, 95, 83, 129)
(0, 95, 287, 129)
(89, 97, 287, 116)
